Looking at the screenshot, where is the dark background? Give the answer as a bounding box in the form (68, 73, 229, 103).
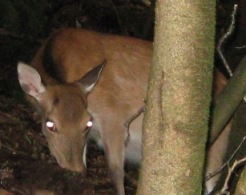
(1, 0, 246, 194)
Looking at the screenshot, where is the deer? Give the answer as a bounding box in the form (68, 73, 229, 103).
(17, 28, 230, 195)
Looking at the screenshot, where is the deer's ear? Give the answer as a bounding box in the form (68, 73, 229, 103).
(79, 60, 106, 94)
(17, 62, 46, 100)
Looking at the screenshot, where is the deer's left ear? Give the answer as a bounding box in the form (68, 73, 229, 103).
(78, 60, 106, 94)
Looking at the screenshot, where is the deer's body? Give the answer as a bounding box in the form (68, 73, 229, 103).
(35, 28, 151, 162)
(18, 28, 151, 195)
(17, 28, 229, 195)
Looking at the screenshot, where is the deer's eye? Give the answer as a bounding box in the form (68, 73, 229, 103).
(46, 120, 57, 132)
(86, 120, 93, 128)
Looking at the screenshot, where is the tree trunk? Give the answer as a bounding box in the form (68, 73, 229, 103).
(235, 164, 246, 195)
(210, 56, 246, 143)
(137, 1, 215, 194)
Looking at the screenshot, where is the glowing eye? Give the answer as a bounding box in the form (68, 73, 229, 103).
(86, 121, 93, 128)
(46, 121, 56, 132)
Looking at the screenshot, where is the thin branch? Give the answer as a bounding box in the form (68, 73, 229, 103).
(235, 45, 246, 49)
(124, 105, 145, 145)
(220, 156, 246, 194)
(217, 4, 238, 77)
(206, 136, 246, 181)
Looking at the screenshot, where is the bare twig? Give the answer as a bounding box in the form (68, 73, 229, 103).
(217, 4, 238, 77)
(235, 45, 246, 49)
(124, 105, 145, 145)
(220, 156, 246, 194)
(206, 136, 246, 181)
(219, 5, 246, 103)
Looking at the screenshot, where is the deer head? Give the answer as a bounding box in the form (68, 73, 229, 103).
(17, 61, 106, 172)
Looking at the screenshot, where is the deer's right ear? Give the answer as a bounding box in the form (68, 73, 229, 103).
(17, 62, 46, 100)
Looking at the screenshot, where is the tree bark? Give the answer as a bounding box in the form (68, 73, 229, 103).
(137, 1, 215, 194)
(210, 56, 246, 143)
(234, 163, 246, 195)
